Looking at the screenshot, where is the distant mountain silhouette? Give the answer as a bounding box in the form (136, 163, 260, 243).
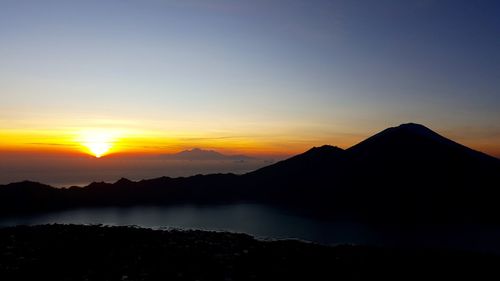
(161, 148, 254, 161)
(1, 123, 499, 223)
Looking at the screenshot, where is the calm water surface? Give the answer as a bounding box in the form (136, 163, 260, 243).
(1, 204, 500, 254)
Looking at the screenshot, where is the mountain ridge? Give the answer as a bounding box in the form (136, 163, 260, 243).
(161, 148, 255, 161)
(1, 123, 499, 223)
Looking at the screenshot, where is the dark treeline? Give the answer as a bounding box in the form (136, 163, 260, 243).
(2, 224, 499, 281)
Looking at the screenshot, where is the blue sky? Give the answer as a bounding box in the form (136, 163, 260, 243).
(1, 0, 499, 157)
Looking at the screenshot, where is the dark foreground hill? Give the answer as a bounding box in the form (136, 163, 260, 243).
(0, 224, 499, 281)
(1, 123, 499, 223)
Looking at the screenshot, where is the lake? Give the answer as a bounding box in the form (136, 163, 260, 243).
(1, 203, 500, 254)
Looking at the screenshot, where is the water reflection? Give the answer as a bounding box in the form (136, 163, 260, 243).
(1, 203, 499, 254)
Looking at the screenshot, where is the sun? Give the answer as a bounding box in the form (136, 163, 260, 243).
(79, 130, 116, 158)
(85, 140, 111, 158)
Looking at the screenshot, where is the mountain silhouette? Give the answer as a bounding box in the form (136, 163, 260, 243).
(342, 123, 499, 181)
(246, 123, 499, 183)
(349, 123, 498, 166)
(246, 145, 346, 179)
(1, 123, 499, 223)
(161, 148, 254, 161)
(200, 123, 500, 223)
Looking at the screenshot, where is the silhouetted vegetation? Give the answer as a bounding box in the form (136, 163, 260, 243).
(0, 224, 499, 281)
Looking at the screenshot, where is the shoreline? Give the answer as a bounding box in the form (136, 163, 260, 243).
(1, 224, 499, 280)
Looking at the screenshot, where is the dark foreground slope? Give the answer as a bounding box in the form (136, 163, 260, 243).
(1, 123, 499, 223)
(1, 224, 499, 281)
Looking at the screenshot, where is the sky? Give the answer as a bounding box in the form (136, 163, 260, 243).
(0, 0, 499, 184)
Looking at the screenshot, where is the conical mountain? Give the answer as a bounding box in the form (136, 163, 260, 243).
(348, 123, 497, 164)
(342, 123, 499, 185)
(248, 123, 499, 182)
(243, 123, 499, 210)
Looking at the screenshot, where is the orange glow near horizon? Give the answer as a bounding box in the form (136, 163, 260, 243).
(1, 125, 499, 159)
(0, 128, 326, 158)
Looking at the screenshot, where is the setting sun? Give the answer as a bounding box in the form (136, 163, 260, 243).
(80, 130, 116, 158)
(85, 141, 110, 158)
